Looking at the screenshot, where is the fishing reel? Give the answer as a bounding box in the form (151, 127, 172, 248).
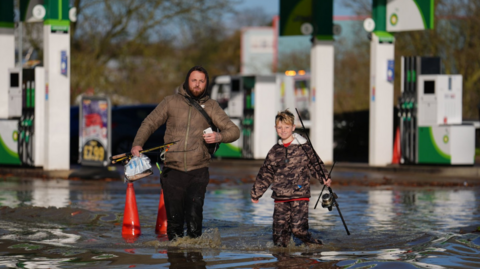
(321, 192, 338, 211)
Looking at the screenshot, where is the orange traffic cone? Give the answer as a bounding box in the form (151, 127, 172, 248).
(155, 189, 168, 234)
(122, 182, 141, 242)
(392, 127, 401, 164)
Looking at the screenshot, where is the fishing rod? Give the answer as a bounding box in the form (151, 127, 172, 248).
(295, 108, 350, 235)
(110, 140, 179, 164)
(314, 161, 336, 209)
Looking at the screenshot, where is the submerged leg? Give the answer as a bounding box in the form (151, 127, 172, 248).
(161, 168, 187, 240)
(185, 168, 209, 238)
(273, 202, 292, 247)
(291, 200, 322, 245)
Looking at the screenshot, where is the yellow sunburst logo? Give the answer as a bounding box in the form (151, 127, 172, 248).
(390, 14, 398, 26)
(12, 131, 18, 142)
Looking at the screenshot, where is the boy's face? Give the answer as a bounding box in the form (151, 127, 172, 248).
(276, 121, 295, 140)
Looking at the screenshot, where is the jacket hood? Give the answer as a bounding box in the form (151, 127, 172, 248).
(278, 133, 307, 145)
(182, 66, 210, 100)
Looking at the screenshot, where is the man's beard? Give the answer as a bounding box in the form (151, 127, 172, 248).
(189, 86, 205, 97)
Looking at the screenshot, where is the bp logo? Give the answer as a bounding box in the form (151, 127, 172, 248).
(390, 13, 398, 26)
(12, 131, 18, 142)
(443, 135, 449, 144)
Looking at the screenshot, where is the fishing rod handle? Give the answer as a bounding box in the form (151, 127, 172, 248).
(111, 153, 126, 160)
(111, 155, 128, 164)
(112, 157, 126, 164)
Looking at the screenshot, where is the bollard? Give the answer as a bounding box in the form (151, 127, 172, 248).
(122, 182, 141, 242)
(155, 189, 168, 235)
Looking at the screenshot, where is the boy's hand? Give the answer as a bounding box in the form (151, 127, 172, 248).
(323, 177, 332, 187)
(251, 198, 259, 204)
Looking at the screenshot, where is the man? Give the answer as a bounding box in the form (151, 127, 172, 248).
(130, 66, 240, 240)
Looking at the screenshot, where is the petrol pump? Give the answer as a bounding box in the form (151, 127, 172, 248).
(399, 56, 475, 165)
(0, 0, 72, 170)
(0, 67, 45, 166)
(210, 75, 286, 159)
(210, 73, 311, 159)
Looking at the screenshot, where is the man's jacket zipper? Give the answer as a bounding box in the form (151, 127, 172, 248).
(184, 105, 192, 171)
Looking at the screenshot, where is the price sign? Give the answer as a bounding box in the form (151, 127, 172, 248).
(79, 96, 111, 166)
(82, 140, 106, 162)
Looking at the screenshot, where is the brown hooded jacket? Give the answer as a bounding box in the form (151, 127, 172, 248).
(132, 86, 240, 171)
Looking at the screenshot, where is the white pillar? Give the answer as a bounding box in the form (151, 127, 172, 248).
(253, 76, 279, 159)
(0, 29, 15, 118)
(283, 75, 295, 112)
(310, 40, 334, 164)
(369, 33, 394, 166)
(43, 25, 70, 170)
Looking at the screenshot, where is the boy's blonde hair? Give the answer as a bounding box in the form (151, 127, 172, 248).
(275, 109, 295, 126)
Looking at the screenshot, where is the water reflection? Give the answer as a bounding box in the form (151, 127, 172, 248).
(0, 177, 479, 268)
(367, 190, 395, 229)
(32, 180, 70, 208)
(167, 251, 206, 269)
(433, 190, 476, 228)
(249, 188, 275, 225)
(0, 256, 76, 269)
(1, 180, 478, 236)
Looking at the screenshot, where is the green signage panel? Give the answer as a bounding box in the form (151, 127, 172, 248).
(418, 127, 451, 164)
(44, 0, 69, 21)
(372, 0, 387, 32)
(20, 0, 43, 22)
(312, 0, 333, 39)
(279, 0, 312, 36)
(0, 0, 14, 28)
(279, 0, 333, 39)
(386, 0, 434, 32)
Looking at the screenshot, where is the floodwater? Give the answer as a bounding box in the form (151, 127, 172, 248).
(0, 164, 479, 268)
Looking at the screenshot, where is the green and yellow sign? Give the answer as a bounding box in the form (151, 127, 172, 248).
(386, 0, 434, 32)
(20, 0, 70, 32)
(279, 0, 333, 40)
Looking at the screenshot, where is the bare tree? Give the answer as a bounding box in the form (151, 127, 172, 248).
(69, 0, 237, 103)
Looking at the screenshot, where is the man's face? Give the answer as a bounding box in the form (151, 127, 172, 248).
(188, 71, 207, 97)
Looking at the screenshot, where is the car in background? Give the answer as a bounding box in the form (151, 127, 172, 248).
(70, 104, 166, 164)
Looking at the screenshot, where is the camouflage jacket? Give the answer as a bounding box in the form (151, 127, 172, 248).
(251, 133, 329, 200)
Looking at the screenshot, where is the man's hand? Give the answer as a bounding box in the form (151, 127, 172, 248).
(131, 146, 143, 157)
(203, 131, 222, 144)
(323, 177, 332, 187)
(251, 198, 259, 204)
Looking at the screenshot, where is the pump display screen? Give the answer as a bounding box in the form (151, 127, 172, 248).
(424, 80, 435, 94)
(231, 78, 240, 92)
(10, 73, 19, 87)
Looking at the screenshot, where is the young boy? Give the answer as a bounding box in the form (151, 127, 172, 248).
(251, 109, 332, 247)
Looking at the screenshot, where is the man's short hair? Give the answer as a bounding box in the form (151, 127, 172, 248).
(275, 109, 295, 126)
